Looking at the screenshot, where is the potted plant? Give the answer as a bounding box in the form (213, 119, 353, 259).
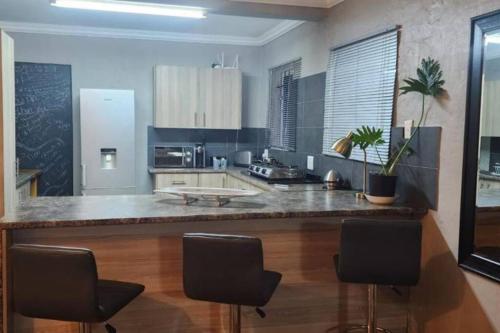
(359, 58, 446, 203)
(351, 126, 386, 198)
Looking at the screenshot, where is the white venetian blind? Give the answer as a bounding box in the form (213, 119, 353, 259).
(322, 29, 399, 164)
(267, 59, 302, 151)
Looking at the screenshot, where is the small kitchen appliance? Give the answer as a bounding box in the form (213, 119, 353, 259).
(233, 150, 253, 167)
(194, 144, 206, 168)
(154, 146, 195, 168)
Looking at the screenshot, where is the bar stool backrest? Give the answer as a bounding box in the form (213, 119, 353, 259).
(337, 219, 422, 286)
(183, 233, 265, 305)
(11, 244, 99, 322)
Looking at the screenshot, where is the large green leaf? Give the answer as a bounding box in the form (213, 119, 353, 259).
(352, 126, 385, 150)
(400, 57, 445, 97)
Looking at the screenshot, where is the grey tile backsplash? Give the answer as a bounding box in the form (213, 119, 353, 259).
(147, 126, 266, 167)
(148, 71, 441, 209)
(270, 72, 441, 209)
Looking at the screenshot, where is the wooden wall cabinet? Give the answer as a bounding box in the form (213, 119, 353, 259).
(154, 66, 242, 130)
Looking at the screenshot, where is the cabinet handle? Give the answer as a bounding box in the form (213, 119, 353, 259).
(194, 113, 198, 127)
(81, 164, 87, 187)
(203, 112, 206, 127)
(172, 181, 186, 185)
(222, 177, 226, 188)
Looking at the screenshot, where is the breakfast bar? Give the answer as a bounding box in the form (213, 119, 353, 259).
(0, 191, 423, 333)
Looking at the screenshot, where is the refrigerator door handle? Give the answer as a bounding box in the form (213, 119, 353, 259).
(81, 164, 87, 187)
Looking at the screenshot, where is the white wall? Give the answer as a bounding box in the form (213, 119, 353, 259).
(11, 33, 265, 194)
(261, 0, 500, 331)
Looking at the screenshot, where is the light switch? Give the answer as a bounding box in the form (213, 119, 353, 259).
(307, 156, 314, 170)
(404, 120, 414, 139)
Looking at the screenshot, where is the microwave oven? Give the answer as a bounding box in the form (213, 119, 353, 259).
(153, 145, 205, 168)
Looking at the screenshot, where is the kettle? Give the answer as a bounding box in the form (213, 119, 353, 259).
(324, 169, 340, 190)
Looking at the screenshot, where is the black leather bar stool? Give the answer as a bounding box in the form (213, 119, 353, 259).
(334, 219, 422, 333)
(183, 233, 282, 333)
(11, 244, 145, 333)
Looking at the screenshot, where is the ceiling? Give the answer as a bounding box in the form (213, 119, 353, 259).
(0, 0, 346, 45)
(230, 0, 342, 8)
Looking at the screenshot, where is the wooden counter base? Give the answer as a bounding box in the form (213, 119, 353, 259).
(3, 217, 410, 333)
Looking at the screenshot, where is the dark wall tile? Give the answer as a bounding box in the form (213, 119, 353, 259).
(391, 127, 441, 169)
(302, 99, 325, 128)
(148, 126, 265, 166)
(296, 127, 323, 154)
(303, 72, 326, 102)
(395, 165, 438, 209)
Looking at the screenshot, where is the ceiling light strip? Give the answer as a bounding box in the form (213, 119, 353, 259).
(51, 0, 206, 19)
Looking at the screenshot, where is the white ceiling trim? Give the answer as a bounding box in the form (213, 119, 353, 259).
(325, 0, 344, 7)
(0, 19, 304, 46)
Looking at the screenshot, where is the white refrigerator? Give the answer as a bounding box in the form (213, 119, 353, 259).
(80, 89, 136, 196)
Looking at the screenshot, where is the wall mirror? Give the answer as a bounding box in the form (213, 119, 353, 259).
(460, 9, 500, 282)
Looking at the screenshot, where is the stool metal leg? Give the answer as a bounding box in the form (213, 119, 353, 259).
(367, 284, 376, 333)
(79, 323, 92, 333)
(328, 285, 393, 333)
(229, 304, 241, 333)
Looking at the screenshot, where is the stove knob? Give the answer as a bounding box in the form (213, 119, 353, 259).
(261, 169, 267, 175)
(256, 167, 261, 172)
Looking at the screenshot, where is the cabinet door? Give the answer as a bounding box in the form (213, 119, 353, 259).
(198, 173, 227, 188)
(16, 182, 31, 205)
(154, 66, 198, 128)
(221, 69, 242, 129)
(155, 174, 199, 189)
(199, 68, 223, 129)
(199, 68, 242, 130)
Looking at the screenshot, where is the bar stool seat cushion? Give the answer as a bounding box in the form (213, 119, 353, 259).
(96, 280, 145, 322)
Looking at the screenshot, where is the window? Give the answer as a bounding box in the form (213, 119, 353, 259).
(322, 28, 399, 164)
(267, 59, 302, 151)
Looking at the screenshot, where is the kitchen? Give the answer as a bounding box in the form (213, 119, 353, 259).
(0, 1, 499, 333)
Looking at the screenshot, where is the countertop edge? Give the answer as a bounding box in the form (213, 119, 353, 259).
(0, 207, 426, 230)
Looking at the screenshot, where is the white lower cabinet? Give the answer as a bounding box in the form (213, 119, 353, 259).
(154, 173, 265, 192)
(16, 182, 30, 204)
(225, 175, 263, 191)
(155, 174, 199, 189)
(198, 173, 227, 188)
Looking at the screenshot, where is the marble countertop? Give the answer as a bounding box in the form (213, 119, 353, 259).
(0, 191, 423, 230)
(477, 188, 500, 211)
(16, 169, 42, 188)
(479, 171, 500, 182)
(149, 167, 326, 192)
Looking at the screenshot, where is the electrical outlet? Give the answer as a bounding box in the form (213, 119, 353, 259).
(307, 156, 314, 170)
(404, 120, 414, 139)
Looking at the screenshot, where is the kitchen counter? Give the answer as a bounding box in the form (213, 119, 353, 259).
(16, 168, 41, 188)
(0, 190, 423, 230)
(149, 166, 326, 192)
(1, 175, 425, 332)
(477, 188, 500, 211)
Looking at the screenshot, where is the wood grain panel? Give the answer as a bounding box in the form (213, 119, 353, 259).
(0, 31, 5, 220)
(9, 218, 409, 333)
(154, 66, 199, 129)
(0, 31, 15, 216)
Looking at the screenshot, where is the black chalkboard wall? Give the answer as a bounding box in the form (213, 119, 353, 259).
(15, 62, 73, 196)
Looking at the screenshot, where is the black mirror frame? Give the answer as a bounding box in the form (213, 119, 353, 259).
(459, 9, 500, 283)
